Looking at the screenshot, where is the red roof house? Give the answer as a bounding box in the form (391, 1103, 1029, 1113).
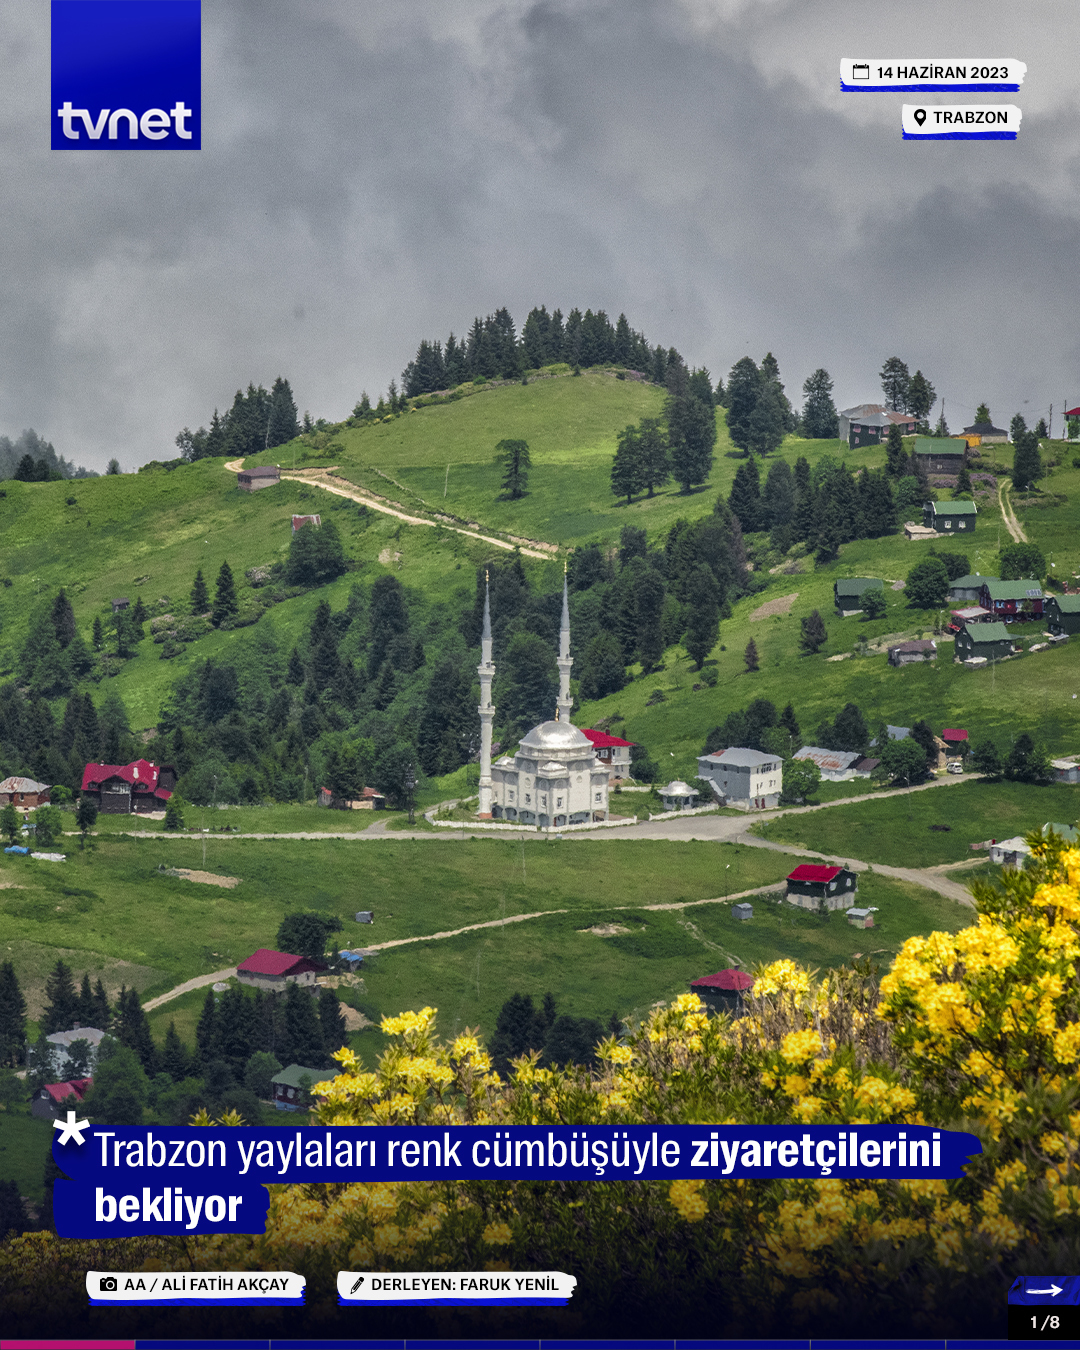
(81, 759, 177, 813)
(690, 968, 754, 1015)
(236, 948, 324, 991)
(581, 729, 635, 778)
(786, 863, 858, 911)
(31, 1077, 92, 1120)
(942, 729, 969, 745)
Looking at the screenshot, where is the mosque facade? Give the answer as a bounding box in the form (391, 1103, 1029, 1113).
(477, 575, 610, 827)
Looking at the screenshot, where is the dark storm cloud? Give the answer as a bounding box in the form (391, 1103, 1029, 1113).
(0, 0, 1076, 470)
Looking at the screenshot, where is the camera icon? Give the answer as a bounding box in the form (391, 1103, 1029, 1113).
(99, 1276, 118, 1292)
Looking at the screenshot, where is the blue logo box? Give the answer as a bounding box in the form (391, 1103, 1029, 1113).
(52, 0, 200, 149)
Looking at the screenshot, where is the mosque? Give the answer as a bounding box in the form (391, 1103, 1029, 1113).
(477, 575, 611, 827)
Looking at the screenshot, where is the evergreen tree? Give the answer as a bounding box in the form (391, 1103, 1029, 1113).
(579, 632, 626, 700)
(814, 498, 843, 562)
(92, 615, 103, 650)
(367, 574, 410, 676)
(684, 565, 721, 669)
(1012, 429, 1043, 491)
(800, 368, 839, 439)
(41, 960, 79, 1034)
(880, 356, 910, 411)
(724, 357, 761, 452)
(280, 981, 327, 1067)
(265, 376, 300, 447)
(161, 1022, 190, 1081)
(318, 988, 346, 1057)
(496, 632, 558, 740)
(667, 395, 716, 491)
(974, 403, 991, 424)
(800, 610, 828, 654)
(905, 370, 936, 424)
(833, 702, 870, 754)
(417, 655, 474, 776)
(83, 1042, 148, 1125)
(971, 738, 1004, 779)
(1035, 417, 1049, 440)
(0, 1179, 29, 1241)
(885, 424, 908, 477)
(611, 425, 645, 503)
(495, 439, 531, 499)
(745, 379, 787, 456)
(113, 987, 158, 1076)
(195, 988, 218, 1069)
(688, 367, 715, 406)
(743, 639, 759, 672)
(190, 568, 209, 614)
(51, 589, 76, 648)
(762, 458, 795, 543)
(933, 407, 950, 437)
(858, 468, 897, 537)
(637, 417, 669, 496)
(90, 978, 110, 1030)
(779, 702, 801, 743)
(728, 457, 762, 532)
(633, 568, 666, 672)
(1005, 732, 1053, 785)
(0, 962, 27, 1067)
(954, 462, 973, 496)
(76, 972, 95, 1026)
(211, 560, 238, 627)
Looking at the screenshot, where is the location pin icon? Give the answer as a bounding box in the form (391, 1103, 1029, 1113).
(914, 108, 926, 127)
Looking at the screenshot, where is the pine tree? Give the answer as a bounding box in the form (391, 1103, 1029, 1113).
(195, 988, 218, 1070)
(280, 981, 327, 1067)
(495, 439, 531, 499)
(0, 962, 27, 1066)
(212, 560, 238, 627)
(762, 459, 795, 534)
(161, 1021, 190, 1081)
(190, 568, 209, 614)
(41, 960, 79, 1034)
(76, 972, 95, 1026)
(265, 376, 300, 448)
(745, 380, 787, 456)
(579, 632, 626, 700)
(779, 703, 801, 743)
(885, 424, 907, 477)
(724, 357, 761, 451)
(905, 370, 936, 424)
(728, 457, 762, 532)
(974, 403, 991, 424)
(637, 417, 670, 496)
(800, 610, 828, 654)
(633, 568, 666, 672)
(954, 462, 973, 496)
(610, 425, 644, 503)
(90, 978, 110, 1030)
(792, 456, 815, 542)
(815, 498, 843, 562)
(114, 986, 158, 1076)
(800, 368, 839, 439)
(879, 357, 910, 411)
(92, 616, 103, 650)
(1012, 429, 1043, 491)
(744, 639, 759, 672)
(319, 988, 346, 1057)
(51, 589, 76, 648)
(684, 565, 721, 669)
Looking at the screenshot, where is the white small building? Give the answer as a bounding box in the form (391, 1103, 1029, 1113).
(44, 1026, 106, 1076)
(989, 836, 1031, 868)
(793, 747, 879, 782)
(1053, 757, 1080, 785)
(696, 747, 781, 810)
(658, 780, 699, 811)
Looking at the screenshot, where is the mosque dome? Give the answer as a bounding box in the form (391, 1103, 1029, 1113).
(519, 719, 592, 752)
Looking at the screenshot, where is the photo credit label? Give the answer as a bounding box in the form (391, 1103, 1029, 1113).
(51, 0, 201, 150)
(337, 1270, 576, 1306)
(86, 1269, 305, 1306)
(902, 104, 1021, 140)
(841, 58, 1025, 91)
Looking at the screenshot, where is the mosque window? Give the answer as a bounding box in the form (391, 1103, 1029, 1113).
(595, 793, 602, 802)
(525, 793, 531, 804)
(556, 797, 563, 808)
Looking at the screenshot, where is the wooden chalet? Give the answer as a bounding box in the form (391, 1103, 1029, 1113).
(785, 863, 858, 912)
(236, 465, 280, 492)
(80, 759, 177, 813)
(955, 621, 1017, 662)
(1046, 593, 1080, 636)
(0, 777, 50, 808)
(31, 1077, 92, 1121)
(923, 499, 977, 534)
(949, 574, 988, 604)
(690, 968, 754, 1016)
(317, 785, 386, 810)
(978, 579, 1044, 621)
(834, 577, 883, 613)
(236, 948, 324, 992)
(914, 436, 969, 472)
(888, 639, 937, 666)
(270, 1063, 337, 1111)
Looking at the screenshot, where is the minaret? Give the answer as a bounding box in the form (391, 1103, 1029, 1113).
(477, 572, 495, 818)
(556, 564, 573, 724)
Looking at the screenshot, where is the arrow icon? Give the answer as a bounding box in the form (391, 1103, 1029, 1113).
(1028, 1284, 1063, 1296)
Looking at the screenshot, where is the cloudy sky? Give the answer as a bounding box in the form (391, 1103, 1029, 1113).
(1, 0, 1077, 471)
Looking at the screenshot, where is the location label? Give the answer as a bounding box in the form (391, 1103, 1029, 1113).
(902, 104, 1021, 140)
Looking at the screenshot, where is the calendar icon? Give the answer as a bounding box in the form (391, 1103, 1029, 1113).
(852, 64, 870, 80)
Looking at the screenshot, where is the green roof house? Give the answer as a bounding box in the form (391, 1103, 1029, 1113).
(271, 1063, 337, 1112)
(1046, 593, 1080, 636)
(954, 621, 1017, 663)
(834, 577, 884, 613)
(949, 573, 989, 604)
(923, 499, 977, 534)
(914, 436, 968, 472)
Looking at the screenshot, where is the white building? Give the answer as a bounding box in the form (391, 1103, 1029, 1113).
(696, 747, 782, 810)
(45, 1026, 106, 1076)
(483, 574, 611, 828)
(658, 780, 699, 811)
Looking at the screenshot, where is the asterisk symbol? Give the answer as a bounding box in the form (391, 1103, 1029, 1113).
(53, 1109, 90, 1146)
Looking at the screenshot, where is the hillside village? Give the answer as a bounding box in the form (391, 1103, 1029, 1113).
(1, 325, 1079, 1233)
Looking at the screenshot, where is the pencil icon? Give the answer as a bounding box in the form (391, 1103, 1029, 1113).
(350, 1276, 365, 1294)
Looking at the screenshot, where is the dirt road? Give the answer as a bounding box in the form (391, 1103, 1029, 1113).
(998, 480, 1028, 543)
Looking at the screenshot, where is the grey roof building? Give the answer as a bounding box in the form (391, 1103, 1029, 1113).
(696, 747, 782, 811)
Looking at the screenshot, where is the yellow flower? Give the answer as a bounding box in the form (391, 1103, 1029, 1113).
(482, 1221, 513, 1245)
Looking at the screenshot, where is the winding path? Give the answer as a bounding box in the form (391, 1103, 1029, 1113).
(225, 459, 553, 560)
(998, 479, 1028, 544)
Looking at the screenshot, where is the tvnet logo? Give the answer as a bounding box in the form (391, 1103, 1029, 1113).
(52, 0, 201, 151)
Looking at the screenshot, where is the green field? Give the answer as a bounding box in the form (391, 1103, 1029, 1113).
(753, 779, 1080, 868)
(0, 1105, 53, 1207)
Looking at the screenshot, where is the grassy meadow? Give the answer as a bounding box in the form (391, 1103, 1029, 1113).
(753, 778, 1080, 868)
